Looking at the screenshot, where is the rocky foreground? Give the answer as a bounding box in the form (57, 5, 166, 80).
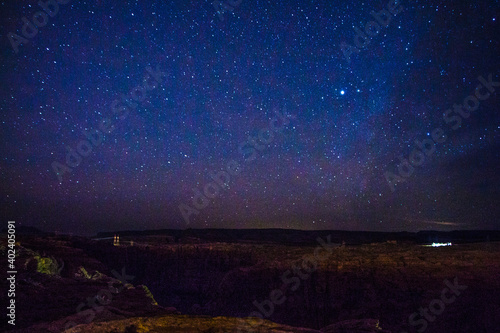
(1, 231, 499, 332)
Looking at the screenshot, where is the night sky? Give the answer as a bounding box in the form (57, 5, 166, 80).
(1, 0, 498, 235)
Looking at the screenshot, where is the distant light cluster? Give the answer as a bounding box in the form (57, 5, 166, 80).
(430, 243, 453, 247)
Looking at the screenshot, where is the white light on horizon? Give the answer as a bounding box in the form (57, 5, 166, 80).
(430, 242, 452, 247)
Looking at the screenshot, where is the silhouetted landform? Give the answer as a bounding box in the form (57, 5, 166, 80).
(2, 230, 499, 332)
(0, 226, 48, 236)
(96, 228, 500, 245)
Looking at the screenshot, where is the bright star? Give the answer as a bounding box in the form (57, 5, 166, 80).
(340, 90, 345, 95)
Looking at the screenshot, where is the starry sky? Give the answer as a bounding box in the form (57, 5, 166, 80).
(0, 0, 499, 235)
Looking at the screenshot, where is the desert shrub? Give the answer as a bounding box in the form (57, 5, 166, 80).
(77, 266, 92, 279)
(35, 255, 62, 275)
(75, 266, 105, 280)
(141, 285, 158, 305)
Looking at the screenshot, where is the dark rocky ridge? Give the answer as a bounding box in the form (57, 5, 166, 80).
(2, 230, 499, 332)
(85, 231, 499, 332)
(95, 228, 500, 245)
